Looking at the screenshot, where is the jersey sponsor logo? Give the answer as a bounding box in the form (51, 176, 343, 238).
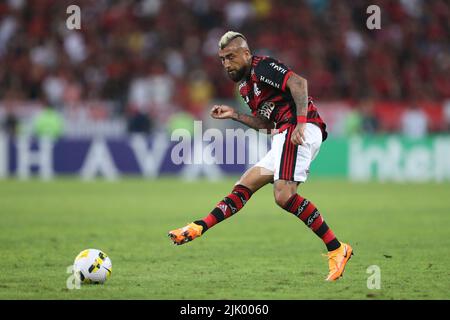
(258, 101, 275, 120)
(259, 76, 280, 89)
(269, 62, 288, 74)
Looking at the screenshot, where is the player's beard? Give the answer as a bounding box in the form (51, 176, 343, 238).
(227, 66, 246, 82)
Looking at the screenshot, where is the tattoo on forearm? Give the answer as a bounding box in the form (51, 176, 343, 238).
(289, 76, 308, 117)
(233, 112, 274, 130)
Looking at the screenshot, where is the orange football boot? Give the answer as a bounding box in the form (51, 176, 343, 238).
(324, 242, 353, 281)
(168, 222, 203, 245)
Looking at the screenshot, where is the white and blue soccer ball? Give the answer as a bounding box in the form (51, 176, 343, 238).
(73, 249, 112, 284)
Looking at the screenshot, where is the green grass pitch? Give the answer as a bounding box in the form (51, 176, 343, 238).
(0, 177, 449, 299)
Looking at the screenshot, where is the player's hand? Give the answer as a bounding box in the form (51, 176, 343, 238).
(210, 105, 236, 120)
(291, 123, 306, 145)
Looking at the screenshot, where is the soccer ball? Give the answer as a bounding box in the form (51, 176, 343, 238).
(73, 249, 112, 284)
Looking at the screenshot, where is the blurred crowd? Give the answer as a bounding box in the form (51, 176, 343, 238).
(0, 0, 449, 137)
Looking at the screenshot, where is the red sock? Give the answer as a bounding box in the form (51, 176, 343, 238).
(283, 194, 341, 251)
(195, 184, 253, 232)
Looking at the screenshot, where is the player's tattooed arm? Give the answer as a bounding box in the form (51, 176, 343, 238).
(286, 73, 308, 145)
(232, 112, 275, 130)
(211, 105, 274, 130)
(286, 73, 308, 119)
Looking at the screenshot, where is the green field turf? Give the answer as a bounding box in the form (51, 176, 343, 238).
(0, 177, 449, 300)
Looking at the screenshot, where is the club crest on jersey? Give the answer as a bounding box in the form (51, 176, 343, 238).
(258, 101, 275, 120)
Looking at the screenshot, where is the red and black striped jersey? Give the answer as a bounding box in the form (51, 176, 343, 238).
(238, 55, 328, 141)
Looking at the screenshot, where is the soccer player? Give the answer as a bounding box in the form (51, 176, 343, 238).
(169, 31, 353, 281)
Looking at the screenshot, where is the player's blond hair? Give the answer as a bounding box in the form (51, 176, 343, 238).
(218, 31, 248, 50)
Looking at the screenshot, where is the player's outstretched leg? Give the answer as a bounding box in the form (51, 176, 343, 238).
(168, 166, 273, 246)
(282, 193, 353, 281)
(273, 179, 352, 281)
(168, 184, 253, 245)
